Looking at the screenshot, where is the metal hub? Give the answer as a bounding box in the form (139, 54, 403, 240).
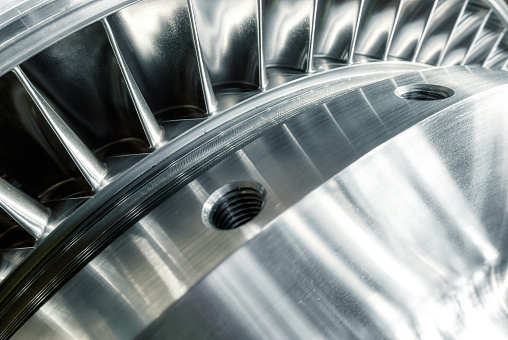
(1, 0, 508, 339)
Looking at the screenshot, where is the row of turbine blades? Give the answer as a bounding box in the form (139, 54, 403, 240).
(0, 0, 507, 257)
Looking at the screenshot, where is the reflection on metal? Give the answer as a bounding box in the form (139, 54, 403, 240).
(188, 0, 218, 113)
(257, 0, 268, 89)
(461, 9, 493, 65)
(0, 177, 49, 239)
(436, 0, 470, 66)
(349, 0, 364, 64)
(412, 0, 439, 62)
(0, 248, 32, 281)
(383, 0, 403, 61)
(307, 0, 318, 72)
(263, 0, 313, 70)
(355, 0, 399, 61)
(102, 18, 164, 148)
(11, 66, 508, 339)
(480, 28, 506, 67)
(313, 0, 361, 64)
(2, 0, 508, 338)
(12, 67, 107, 190)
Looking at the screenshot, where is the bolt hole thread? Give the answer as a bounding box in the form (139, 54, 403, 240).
(394, 84, 454, 101)
(203, 182, 266, 230)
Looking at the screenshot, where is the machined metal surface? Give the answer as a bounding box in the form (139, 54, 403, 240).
(2, 0, 508, 339)
(10, 66, 508, 339)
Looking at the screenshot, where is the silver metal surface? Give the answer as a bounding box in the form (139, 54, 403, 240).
(416, 0, 468, 65)
(313, 0, 361, 64)
(13, 67, 108, 190)
(2, 0, 508, 338)
(103, 17, 164, 148)
(12, 66, 508, 339)
(191, 0, 261, 89)
(0, 177, 49, 239)
(263, 0, 313, 71)
(106, 0, 214, 116)
(354, 0, 399, 61)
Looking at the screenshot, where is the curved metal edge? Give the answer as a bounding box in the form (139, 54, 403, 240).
(488, 0, 508, 25)
(1, 65, 508, 338)
(0, 0, 142, 78)
(0, 62, 429, 338)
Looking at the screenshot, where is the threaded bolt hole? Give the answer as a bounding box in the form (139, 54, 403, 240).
(202, 181, 266, 230)
(394, 84, 454, 101)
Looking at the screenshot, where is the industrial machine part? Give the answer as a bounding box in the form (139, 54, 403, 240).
(1, 0, 508, 338)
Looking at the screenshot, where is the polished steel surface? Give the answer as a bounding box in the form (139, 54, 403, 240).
(19, 22, 149, 156)
(192, 0, 261, 89)
(416, 0, 468, 65)
(106, 0, 211, 117)
(354, 0, 399, 61)
(389, 0, 436, 61)
(13, 66, 108, 190)
(484, 21, 508, 68)
(0, 176, 49, 239)
(2, 0, 508, 338)
(313, 0, 361, 64)
(0, 248, 32, 282)
(263, 0, 313, 71)
(102, 17, 165, 148)
(440, 2, 490, 66)
(466, 11, 505, 65)
(137, 99, 508, 337)
(12, 66, 508, 339)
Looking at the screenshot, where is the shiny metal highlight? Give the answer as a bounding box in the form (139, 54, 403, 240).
(349, 0, 364, 64)
(461, 9, 493, 65)
(412, 0, 439, 62)
(102, 18, 164, 148)
(257, 0, 268, 89)
(188, 0, 218, 113)
(436, 0, 470, 66)
(0, 177, 49, 239)
(12, 66, 107, 190)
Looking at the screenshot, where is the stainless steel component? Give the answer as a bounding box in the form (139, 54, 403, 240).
(439, 1, 490, 66)
(2, 0, 508, 338)
(469, 14, 505, 65)
(0, 249, 32, 281)
(0, 177, 49, 239)
(191, 0, 261, 89)
(102, 17, 164, 148)
(13, 67, 108, 190)
(354, 0, 399, 61)
(263, 0, 313, 70)
(416, 0, 468, 65)
(10, 66, 508, 339)
(392, 0, 436, 61)
(106, 0, 216, 116)
(313, 0, 362, 64)
(188, 0, 218, 113)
